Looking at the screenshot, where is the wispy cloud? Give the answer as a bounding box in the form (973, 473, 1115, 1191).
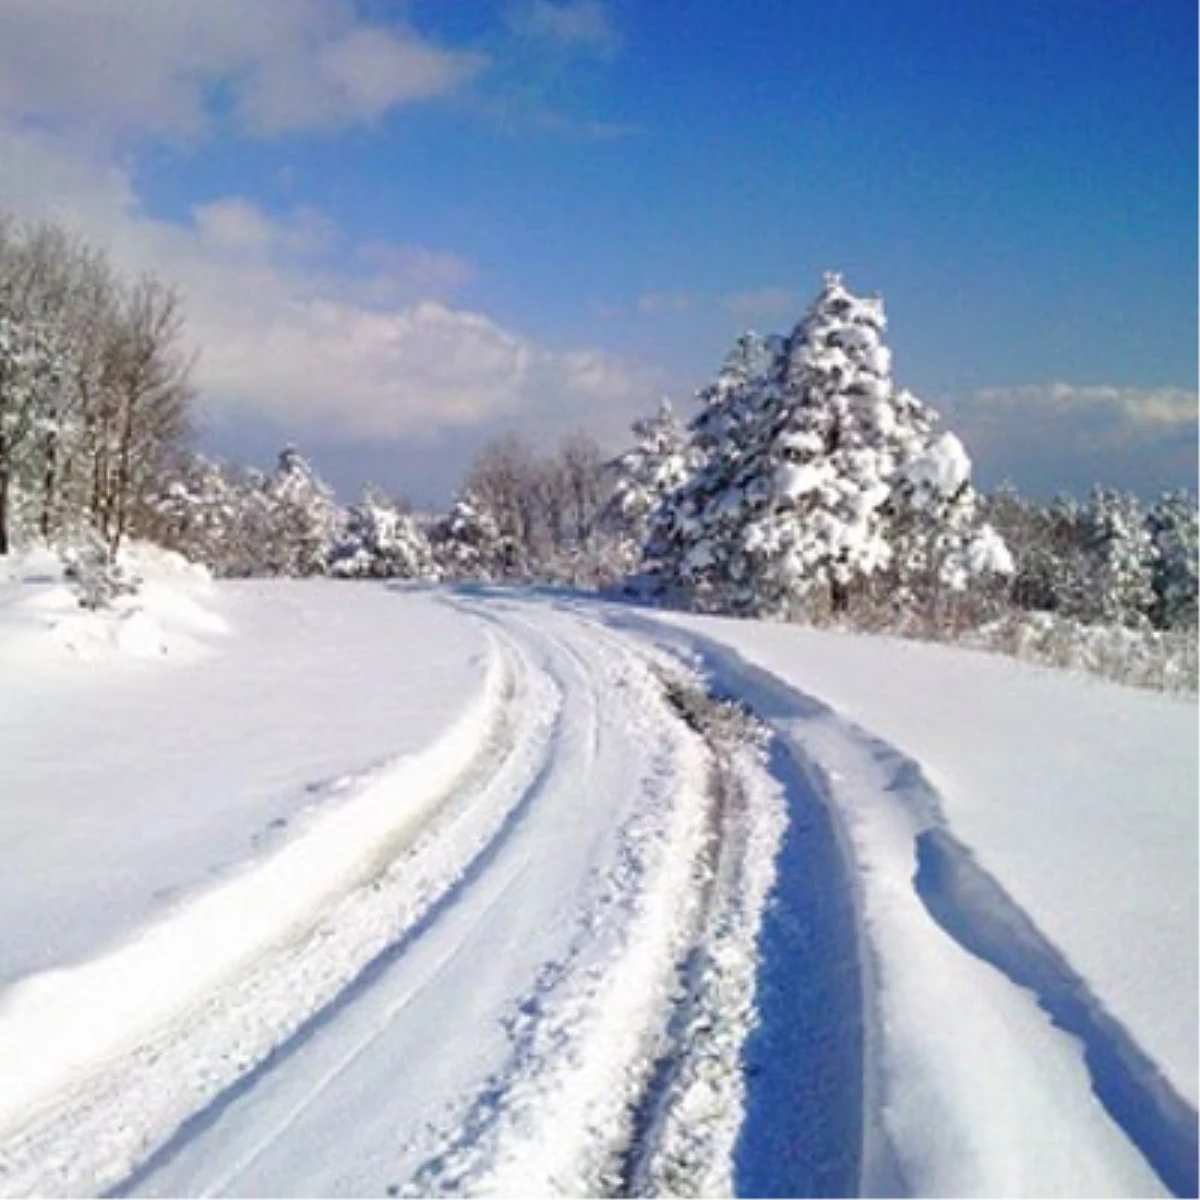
(632, 285, 802, 321)
(0, 0, 487, 140)
(0, 123, 658, 448)
(941, 382, 1198, 497)
(505, 1, 623, 59)
(722, 286, 800, 318)
(636, 291, 700, 315)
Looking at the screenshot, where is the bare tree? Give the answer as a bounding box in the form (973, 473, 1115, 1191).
(93, 277, 193, 550)
(0, 215, 194, 555)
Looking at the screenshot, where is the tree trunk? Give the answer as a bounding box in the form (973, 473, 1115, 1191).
(39, 427, 58, 540)
(0, 432, 10, 557)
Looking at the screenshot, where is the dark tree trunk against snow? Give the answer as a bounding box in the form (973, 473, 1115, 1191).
(0, 433, 10, 556)
(39, 427, 58, 540)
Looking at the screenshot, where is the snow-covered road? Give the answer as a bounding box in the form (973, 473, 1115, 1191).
(0, 587, 790, 1197)
(0, 573, 1194, 1198)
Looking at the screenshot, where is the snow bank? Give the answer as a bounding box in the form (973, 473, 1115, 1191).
(0, 540, 226, 666)
(0, 597, 507, 1135)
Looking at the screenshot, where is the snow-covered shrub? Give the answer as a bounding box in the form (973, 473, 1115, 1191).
(329, 488, 438, 580)
(430, 492, 520, 582)
(60, 525, 139, 610)
(961, 610, 1197, 695)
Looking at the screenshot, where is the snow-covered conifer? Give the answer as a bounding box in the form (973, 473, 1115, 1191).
(430, 492, 517, 582)
(644, 333, 783, 605)
(654, 273, 1008, 619)
(1147, 491, 1199, 630)
(329, 487, 438, 580)
(259, 446, 342, 576)
(604, 399, 695, 573)
(1078, 489, 1155, 628)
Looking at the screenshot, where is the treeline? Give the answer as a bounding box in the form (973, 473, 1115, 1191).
(0, 217, 192, 556)
(1, 217, 1196, 649)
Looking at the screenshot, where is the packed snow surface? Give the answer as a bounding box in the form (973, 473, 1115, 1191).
(0, 565, 1194, 1197)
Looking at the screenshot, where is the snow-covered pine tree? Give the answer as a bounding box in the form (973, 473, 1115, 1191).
(644, 332, 783, 606)
(329, 486, 438, 580)
(1078, 488, 1156, 629)
(603, 399, 695, 575)
(659, 273, 1008, 619)
(429, 491, 517, 582)
(1147, 490, 1199, 631)
(259, 446, 342, 576)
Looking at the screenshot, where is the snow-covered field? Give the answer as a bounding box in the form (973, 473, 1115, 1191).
(0, 557, 1195, 1198)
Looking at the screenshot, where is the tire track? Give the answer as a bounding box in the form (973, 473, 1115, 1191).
(0, 624, 561, 1198)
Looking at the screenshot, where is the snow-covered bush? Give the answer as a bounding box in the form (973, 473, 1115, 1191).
(430, 492, 520, 582)
(60, 525, 139, 610)
(329, 488, 438, 580)
(961, 610, 1197, 695)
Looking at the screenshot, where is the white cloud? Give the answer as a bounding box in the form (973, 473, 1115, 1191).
(356, 243, 476, 298)
(722, 286, 800, 319)
(239, 23, 487, 136)
(636, 291, 699, 315)
(0, 124, 657, 449)
(941, 382, 1198, 497)
(633, 285, 802, 322)
(191, 199, 338, 258)
(0, 0, 487, 139)
(506, 1, 622, 58)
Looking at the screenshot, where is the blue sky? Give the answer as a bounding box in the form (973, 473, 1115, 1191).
(0, 0, 1194, 504)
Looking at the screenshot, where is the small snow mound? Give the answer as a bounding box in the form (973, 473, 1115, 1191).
(115, 610, 168, 658)
(0, 539, 226, 666)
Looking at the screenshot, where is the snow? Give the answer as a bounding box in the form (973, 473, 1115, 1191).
(0, 573, 1194, 1197)
(0, 560, 492, 988)
(631, 606, 1197, 1195)
(906, 430, 972, 499)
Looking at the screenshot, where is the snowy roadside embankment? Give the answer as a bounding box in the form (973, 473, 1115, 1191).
(0, 572, 494, 988)
(0, 543, 227, 667)
(616, 604, 1196, 1196)
(0, 622, 507, 1141)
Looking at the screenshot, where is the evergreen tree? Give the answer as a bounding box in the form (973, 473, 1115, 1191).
(650, 273, 1008, 618)
(605, 399, 695, 574)
(258, 446, 342, 576)
(1080, 488, 1155, 628)
(645, 332, 782, 605)
(329, 486, 438, 580)
(1147, 491, 1199, 630)
(430, 492, 518, 582)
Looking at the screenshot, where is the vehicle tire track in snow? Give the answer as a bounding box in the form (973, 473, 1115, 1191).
(394, 601, 729, 1197)
(612, 674, 791, 1200)
(916, 828, 1198, 1198)
(0, 623, 564, 1198)
(387, 600, 793, 1200)
(591, 606, 873, 1198)
(614, 609, 1185, 1198)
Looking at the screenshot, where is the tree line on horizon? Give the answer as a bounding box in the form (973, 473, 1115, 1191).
(1, 214, 1196, 651)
